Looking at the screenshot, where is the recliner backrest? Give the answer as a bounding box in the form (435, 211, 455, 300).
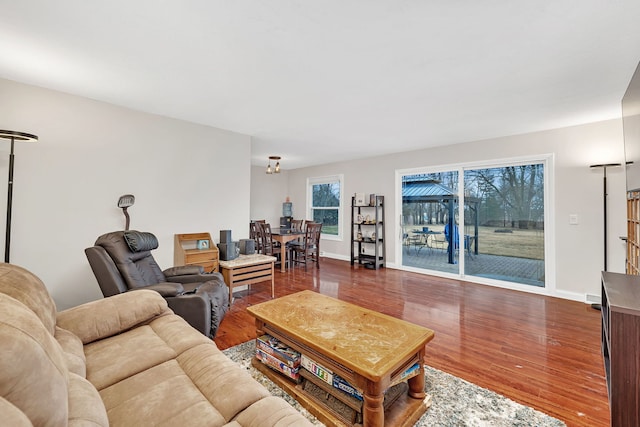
(92, 231, 166, 290)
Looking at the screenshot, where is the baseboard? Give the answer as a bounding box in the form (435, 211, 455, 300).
(319, 252, 350, 262)
(585, 293, 602, 304)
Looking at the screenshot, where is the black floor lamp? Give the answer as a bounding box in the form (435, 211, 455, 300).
(0, 130, 39, 263)
(590, 162, 622, 309)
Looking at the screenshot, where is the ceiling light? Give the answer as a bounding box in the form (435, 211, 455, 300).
(267, 156, 281, 174)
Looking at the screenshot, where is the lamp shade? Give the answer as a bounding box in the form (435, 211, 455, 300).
(0, 130, 38, 142)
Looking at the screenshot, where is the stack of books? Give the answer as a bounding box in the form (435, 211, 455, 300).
(255, 334, 301, 380)
(300, 354, 364, 401)
(255, 334, 422, 401)
(300, 353, 422, 401)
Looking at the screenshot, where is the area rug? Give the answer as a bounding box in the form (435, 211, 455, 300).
(222, 340, 566, 427)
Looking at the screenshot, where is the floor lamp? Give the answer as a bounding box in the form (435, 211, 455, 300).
(590, 162, 622, 309)
(0, 130, 39, 263)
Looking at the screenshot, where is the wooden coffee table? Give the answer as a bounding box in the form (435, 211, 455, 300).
(247, 290, 435, 427)
(219, 254, 276, 305)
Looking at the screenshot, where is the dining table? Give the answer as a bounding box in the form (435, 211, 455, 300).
(270, 228, 305, 272)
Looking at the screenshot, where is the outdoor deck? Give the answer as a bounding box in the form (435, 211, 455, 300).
(401, 244, 545, 287)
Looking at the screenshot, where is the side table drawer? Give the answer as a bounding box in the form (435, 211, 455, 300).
(186, 249, 217, 263)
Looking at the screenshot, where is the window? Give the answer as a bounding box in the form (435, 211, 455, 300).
(307, 175, 343, 240)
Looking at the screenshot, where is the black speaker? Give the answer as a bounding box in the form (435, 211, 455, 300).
(239, 239, 255, 255)
(220, 230, 232, 243)
(218, 242, 239, 260)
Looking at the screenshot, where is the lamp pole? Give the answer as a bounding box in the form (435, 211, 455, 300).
(0, 130, 39, 263)
(5, 135, 15, 263)
(590, 163, 622, 310)
(590, 163, 622, 271)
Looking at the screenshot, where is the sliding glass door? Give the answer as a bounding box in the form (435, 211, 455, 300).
(401, 170, 460, 276)
(400, 157, 549, 289)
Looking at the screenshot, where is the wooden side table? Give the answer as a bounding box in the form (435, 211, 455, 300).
(219, 254, 277, 305)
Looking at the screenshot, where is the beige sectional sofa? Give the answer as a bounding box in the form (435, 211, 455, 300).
(0, 263, 313, 426)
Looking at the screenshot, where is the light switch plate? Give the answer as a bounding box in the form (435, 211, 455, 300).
(569, 214, 579, 225)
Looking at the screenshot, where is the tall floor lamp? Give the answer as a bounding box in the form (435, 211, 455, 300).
(0, 130, 39, 263)
(590, 162, 622, 309)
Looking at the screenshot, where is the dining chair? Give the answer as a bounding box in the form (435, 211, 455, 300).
(286, 219, 305, 254)
(291, 219, 304, 232)
(257, 222, 282, 266)
(291, 222, 322, 270)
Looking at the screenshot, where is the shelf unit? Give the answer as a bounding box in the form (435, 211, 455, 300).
(174, 232, 219, 273)
(601, 271, 640, 426)
(350, 195, 385, 269)
(627, 190, 640, 275)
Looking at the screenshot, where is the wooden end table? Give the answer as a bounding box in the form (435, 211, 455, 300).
(247, 290, 435, 427)
(218, 254, 276, 305)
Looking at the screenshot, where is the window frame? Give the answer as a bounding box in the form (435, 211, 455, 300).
(395, 153, 555, 295)
(306, 174, 344, 241)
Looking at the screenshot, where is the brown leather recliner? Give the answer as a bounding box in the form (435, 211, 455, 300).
(85, 230, 229, 338)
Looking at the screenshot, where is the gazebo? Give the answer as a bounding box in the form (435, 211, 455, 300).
(402, 178, 479, 264)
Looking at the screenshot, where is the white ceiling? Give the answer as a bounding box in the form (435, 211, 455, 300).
(1, 1, 639, 169)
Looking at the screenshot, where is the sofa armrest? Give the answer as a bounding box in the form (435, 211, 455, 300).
(56, 290, 171, 344)
(163, 265, 204, 277)
(144, 282, 185, 297)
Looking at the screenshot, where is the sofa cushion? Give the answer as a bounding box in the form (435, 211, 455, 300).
(90, 312, 277, 426)
(95, 231, 166, 289)
(0, 263, 57, 335)
(68, 372, 109, 427)
(57, 289, 170, 344)
(0, 397, 32, 427)
(100, 359, 227, 426)
(55, 326, 86, 378)
(0, 293, 68, 426)
(123, 230, 159, 252)
(84, 325, 177, 390)
(232, 396, 314, 427)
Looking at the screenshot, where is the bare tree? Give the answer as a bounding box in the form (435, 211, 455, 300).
(471, 164, 543, 229)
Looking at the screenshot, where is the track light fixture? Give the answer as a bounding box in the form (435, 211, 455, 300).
(266, 156, 281, 174)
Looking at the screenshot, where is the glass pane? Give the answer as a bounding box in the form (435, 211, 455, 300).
(313, 208, 338, 235)
(400, 163, 546, 288)
(312, 183, 340, 207)
(401, 171, 460, 274)
(463, 164, 545, 287)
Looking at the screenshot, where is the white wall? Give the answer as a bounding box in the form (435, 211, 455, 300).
(251, 119, 626, 301)
(0, 78, 251, 309)
(250, 165, 290, 225)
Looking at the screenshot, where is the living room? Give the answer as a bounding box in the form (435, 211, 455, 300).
(1, 2, 639, 426)
(0, 77, 629, 311)
(0, 2, 637, 313)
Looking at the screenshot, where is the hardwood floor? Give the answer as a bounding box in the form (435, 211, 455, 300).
(214, 258, 609, 427)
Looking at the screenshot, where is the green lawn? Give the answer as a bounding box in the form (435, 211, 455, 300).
(404, 225, 544, 260)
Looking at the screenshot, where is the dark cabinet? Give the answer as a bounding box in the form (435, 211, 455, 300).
(601, 271, 640, 426)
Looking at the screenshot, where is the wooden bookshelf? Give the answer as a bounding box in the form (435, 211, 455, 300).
(174, 232, 219, 273)
(627, 190, 640, 275)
